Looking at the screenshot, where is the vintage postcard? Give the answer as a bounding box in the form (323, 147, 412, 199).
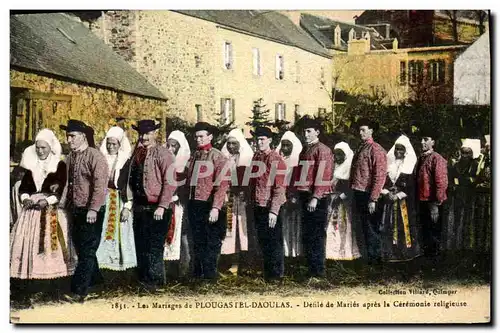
(8, 9, 491, 324)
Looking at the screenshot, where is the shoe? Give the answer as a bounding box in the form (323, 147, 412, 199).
(62, 293, 85, 304)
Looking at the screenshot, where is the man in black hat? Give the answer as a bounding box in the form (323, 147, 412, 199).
(121, 119, 177, 290)
(250, 126, 287, 282)
(186, 122, 230, 282)
(350, 118, 387, 265)
(295, 117, 334, 279)
(59, 119, 108, 303)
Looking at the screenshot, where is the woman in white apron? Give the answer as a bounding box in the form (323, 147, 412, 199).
(164, 130, 192, 278)
(10, 129, 78, 280)
(96, 126, 137, 271)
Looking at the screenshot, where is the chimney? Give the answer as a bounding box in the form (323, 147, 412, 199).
(334, 25, 341, 46)
(392, 38, 398, 50)
(349, 28, 355, 41)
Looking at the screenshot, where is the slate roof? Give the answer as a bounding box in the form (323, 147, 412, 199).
(300, 13, 387, 51)
(175, 10, 331, 58)
(10, 13, 166, 100)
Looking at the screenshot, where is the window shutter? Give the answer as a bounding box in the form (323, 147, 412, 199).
(229, 43, 233, 68)
(220, 98, 225, 124)
(438, 60, 445, 83)
(223, 42, 227, 69)
(275, 103, 279, 120)
(252, 48, 257, 75)
(281, 56, 284, 79)
(275, 55, 280, 79)
(231, 99, 235, 123)
(283, 104, 286, 121)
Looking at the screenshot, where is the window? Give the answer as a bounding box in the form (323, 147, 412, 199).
(318, 107, 327, 117)
(275, 103, 286, 121)
(275, 54, 284, 80)
(196, 104, 202, 122)
(294, 104, 301, 122)
(252, 48, 261, 76)
(220, 98, 235, 124)
(320, 66, 325, 86)
(399, 61, 407, 85)
(224, 41, 233, 70)
(295, 61, 300, 83)
(428, 60, 445, 84)
(408, 60, 424, 85)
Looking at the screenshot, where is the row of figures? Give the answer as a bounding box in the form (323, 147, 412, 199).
(10, 117, 491, 303)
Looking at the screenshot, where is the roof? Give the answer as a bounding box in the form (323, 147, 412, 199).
(300, 13, 386, 51)
(174, 10, 331, 58)
(10, 13, 166, 100)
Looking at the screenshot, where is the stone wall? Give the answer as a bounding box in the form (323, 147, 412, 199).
(87, 10, 333, 132)
(10, 69, 169, 158)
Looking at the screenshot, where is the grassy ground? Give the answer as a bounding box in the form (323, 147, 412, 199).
(10, 253, 491, 311)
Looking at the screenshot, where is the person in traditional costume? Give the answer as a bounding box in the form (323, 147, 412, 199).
(186, 122, 230, 282)
(251, 127, 287, 282)
(416, 132, 448, 261)
(58, 120, 108, 303)
(474, 135, 491, 275)
(445, 139, 480, 254)
(96, 126, 136, 271)
(295, 117, 334, 279)
(350, 118, 387, 265)
(10, 129, 77, 283)
(380, 135, 421, 263)
(220, 128, 256, 275)
(163, 130, 192, 278)
(120, 120, 177, 290)
(325, 142, 361, 261)
(276, 131, 303, 259)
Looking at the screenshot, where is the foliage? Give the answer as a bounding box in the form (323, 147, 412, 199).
(245, 98, 274, 132)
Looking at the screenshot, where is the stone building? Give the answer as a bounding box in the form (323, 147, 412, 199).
(83, 10, 333, 134)
(355, 10, 488, 48)
(10, 12, 168, 161)
(302, 13, 468, 105)
(454, 31, 491, 105)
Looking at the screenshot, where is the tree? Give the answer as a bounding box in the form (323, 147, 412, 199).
(245, 98, 273, 132)
(444, 10, 459, 43)
(475, 10, 488, 35)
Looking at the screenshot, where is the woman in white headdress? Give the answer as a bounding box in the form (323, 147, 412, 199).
(380, 135, 421, 262)
(325, 142, 361, 261)
(445, 138, 481, 252)
(219, 128, 255, 274)
(96, 126, 137, 271)
(163, 130, 192, 277)
(10, 129, 77, 280)
(276, 131, 303, 258)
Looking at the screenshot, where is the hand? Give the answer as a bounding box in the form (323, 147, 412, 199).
(368, 201, 376, 214)
(308, 197, 318, 212)
(121, 208, 130, 223)
(430, 203, 439, 223)
(87, 210, 97, 224)
(37, 199, 49, 210)
(208, 208, 219, 224)
(22, 199, 34, 209)
(268, 213, 278, 228)
(154, 207, 165, 221)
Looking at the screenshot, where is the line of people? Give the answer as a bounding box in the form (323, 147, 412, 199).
(10, 116, 491, 303)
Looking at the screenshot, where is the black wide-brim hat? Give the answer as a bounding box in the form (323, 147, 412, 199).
(250, 126, 273, 138)
(356, 117, 379, 132)
(60, 119, 90, 133)
(194, 121, 216, 135)
(132, 119, 161, 134)
(60, 119, 96, 148)
(302, 116, 322, 131)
